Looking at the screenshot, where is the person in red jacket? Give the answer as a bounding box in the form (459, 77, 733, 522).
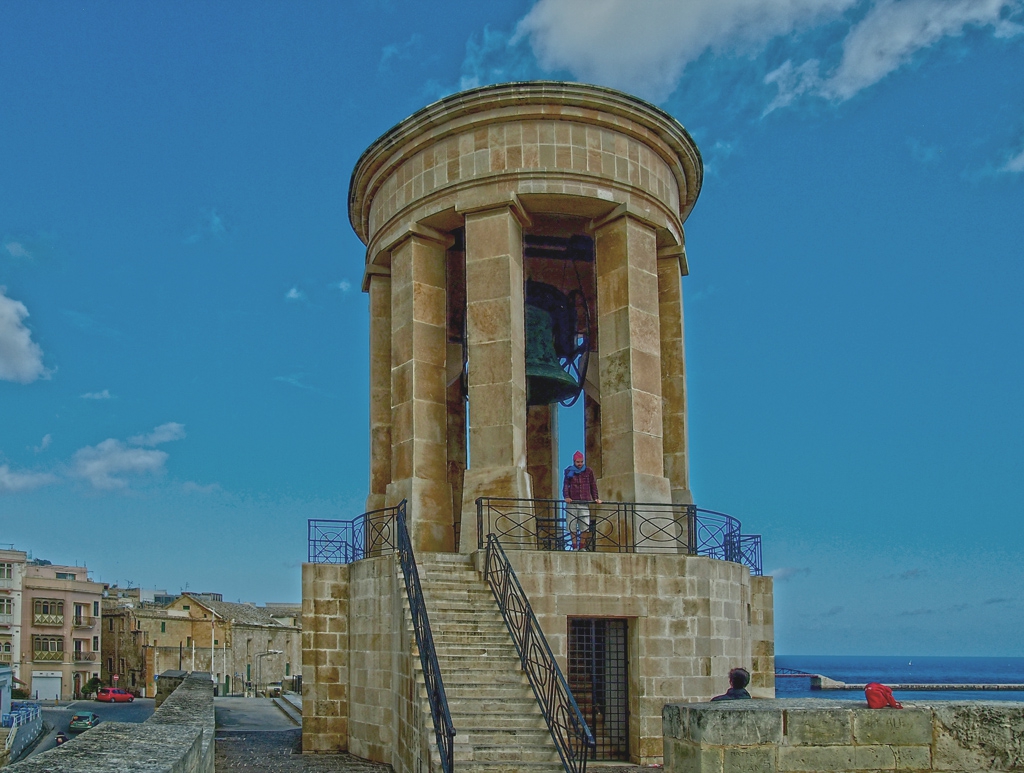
(563, 450, 601, 550)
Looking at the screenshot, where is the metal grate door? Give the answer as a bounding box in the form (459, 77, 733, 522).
(568, 618, 629, 760)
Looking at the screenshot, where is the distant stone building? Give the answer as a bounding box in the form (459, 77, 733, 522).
(101, 591, 300, 697)
(1, 551, 103, 700)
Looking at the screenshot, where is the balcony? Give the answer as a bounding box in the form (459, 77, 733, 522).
(0, 578, 12, 588)
(73, 650, 97, 662)
(34, 649, 64, 662)
(33, 613, 64, 627)
(72, 616, 95, 629)
(0, 652, 12, 663)
(0, 613, 13, 626)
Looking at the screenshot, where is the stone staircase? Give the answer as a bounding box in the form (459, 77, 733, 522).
(415, 553, 564, 773)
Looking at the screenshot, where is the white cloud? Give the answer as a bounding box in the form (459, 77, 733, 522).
(0, 464, 58, 493)
(81, 389, 113, 400)
(182, 481, 221, 494)
(514, 0, 855, 102)
(33, 434, 52, 453)
(380, 33, 424, 72)
(461, 25, 540, 91)
(772, 566, 812, 581)
(1001, 145, 1024, 173)
(767, 0, 1024, 109)
(332, 280, 352, 294)
(71, 439, 169, 490)
(3, 241, 32, 259)
(128, 422, 186, 447)
(285, 287, 306, 302)
(0, 286, 47, 384)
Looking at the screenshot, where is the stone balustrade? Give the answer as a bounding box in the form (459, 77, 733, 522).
(663, 698, 1024, 772)
(7, 671, 215, 773)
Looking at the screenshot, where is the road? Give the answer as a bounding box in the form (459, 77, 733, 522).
(215, 697, 298, 731)
(21, 698, 155, 760)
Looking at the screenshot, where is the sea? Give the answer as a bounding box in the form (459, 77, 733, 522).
(774, 655, 1024, 702)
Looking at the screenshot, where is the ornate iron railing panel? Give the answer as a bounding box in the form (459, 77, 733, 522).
(485, 534, 595, 773)
(307, 506, 398, 564)
(477, 498, 762, 576)
(395, 502, 455, 773)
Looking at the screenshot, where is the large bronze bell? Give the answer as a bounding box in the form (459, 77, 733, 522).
(525, 281, 584, 405)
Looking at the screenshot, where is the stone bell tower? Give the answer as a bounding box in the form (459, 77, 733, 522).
(302, 82, 773, 768)
(349, 81, 700, 554)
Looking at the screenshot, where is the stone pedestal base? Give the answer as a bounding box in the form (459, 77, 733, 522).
(386, 478, 454, 552)
(459, 466, 533, 553)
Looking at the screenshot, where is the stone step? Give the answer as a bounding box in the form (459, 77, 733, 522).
(434, 764, 564, 773)
(452, 727, 552, 746)
(416, 555, 560, 770)
(452, 743, 561, 763)
(435, 668, 529, 684)
(444, 691, 539, 706)
(431, 623, 508, 635)
(430, 647, 516, 659)
(448, 708, 544, 728)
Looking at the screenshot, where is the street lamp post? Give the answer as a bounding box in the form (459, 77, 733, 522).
(255, 650, 282, 697)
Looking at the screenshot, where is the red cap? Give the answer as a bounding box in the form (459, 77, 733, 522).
(573, 451, 584, 462)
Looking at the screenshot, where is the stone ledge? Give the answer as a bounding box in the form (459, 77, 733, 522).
(8, 672, 215, 773)
(663, 699, 1024, 773)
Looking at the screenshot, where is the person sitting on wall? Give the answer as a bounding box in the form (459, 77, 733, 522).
(711, 668, 752, 701)
(562, 450, 601, 550)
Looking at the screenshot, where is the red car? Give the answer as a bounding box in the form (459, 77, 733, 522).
(95, 687, 134, 703)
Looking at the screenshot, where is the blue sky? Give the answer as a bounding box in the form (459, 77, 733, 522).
(1, 0, 1022, 656)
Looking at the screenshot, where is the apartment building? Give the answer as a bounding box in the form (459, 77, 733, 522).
(20, 559, 103, 699)
(0, 550, 27, 686)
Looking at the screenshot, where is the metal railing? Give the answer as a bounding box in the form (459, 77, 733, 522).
(485, 534, 595, 773)
(477, 498, 763, 576)
(73, 616, 95, 628)
(74, 650, 97, 662)
(395, 502, 455, 773)
(307, 506, 398, 564)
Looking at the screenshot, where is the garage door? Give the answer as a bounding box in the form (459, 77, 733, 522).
(32, 674, 62, 700)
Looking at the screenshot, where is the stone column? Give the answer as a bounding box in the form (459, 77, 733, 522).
(365, 271, 392, 513)
(526, 405, 558, 499)
(657, 245, 692, 505)
(593, 207, 671, 504)
(384, 227, 454, 553)
(459, 204, 534, 552)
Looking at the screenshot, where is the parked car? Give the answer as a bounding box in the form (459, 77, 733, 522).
(69, 712, 101, 732)
(95, 687, 135, 703)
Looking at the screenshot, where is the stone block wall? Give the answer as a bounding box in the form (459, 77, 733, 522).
(481, 550, 772, 765)
(663, 699, 1024, 772)
(302, 557, 431, 773)
(302, 562, 350, 753)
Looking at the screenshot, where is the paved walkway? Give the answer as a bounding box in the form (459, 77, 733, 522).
(215, 729, 392, 771)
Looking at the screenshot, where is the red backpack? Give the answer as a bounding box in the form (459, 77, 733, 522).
(865, 682, 903, 709)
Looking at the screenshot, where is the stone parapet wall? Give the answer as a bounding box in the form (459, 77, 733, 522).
(663, 698, 1024, 772)
(480, 550, 772, 764)
(7, 672, 215, 773)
